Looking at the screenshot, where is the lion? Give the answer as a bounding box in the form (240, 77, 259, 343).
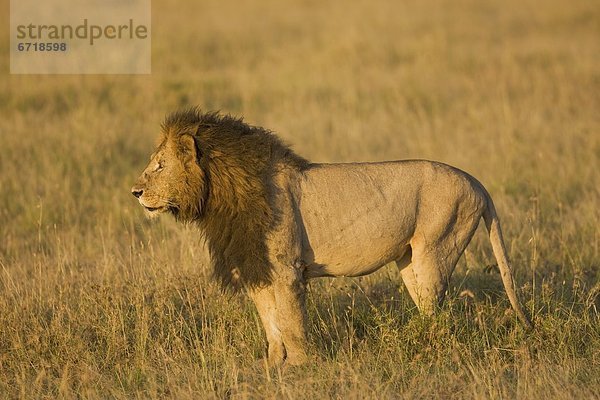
(132, 108, 533, 367)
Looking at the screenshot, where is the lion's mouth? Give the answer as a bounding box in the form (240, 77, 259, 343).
(138, 198, 166, 213)
(139, 201, 167, 214)
(142, 205, 168, 219)
(138, 199, 177, 218)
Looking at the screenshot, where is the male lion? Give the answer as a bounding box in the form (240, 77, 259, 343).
(132, 108, 532, 367)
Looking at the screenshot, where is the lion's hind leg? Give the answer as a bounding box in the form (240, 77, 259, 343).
(395, 249, 434, 314)
(397, 246, 448, 315)
(404, 210, 483, 315)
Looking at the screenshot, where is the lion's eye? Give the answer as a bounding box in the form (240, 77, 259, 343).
(154, 161, 164, 172)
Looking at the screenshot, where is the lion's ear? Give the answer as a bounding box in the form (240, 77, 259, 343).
(177, 134, 201, 165)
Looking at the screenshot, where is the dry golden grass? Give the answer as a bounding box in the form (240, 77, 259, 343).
(0, 0, 599, 398)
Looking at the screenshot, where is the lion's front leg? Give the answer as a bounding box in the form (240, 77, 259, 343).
(256, 170, 310, 367)
(249, 286, 286, 367)
(272, 263, 309, 366)
(250, 266, 309, 368)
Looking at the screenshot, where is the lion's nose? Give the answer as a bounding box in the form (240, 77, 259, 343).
(131, 187, 144, 198)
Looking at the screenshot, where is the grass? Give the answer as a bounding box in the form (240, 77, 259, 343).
(0, 0, 599, 398)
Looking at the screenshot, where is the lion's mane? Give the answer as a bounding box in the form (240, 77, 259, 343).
(162, 108, 308, 290)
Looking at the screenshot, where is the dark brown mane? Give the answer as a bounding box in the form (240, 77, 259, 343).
(162, 107, 308, 290)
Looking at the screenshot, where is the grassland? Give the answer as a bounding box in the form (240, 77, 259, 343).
(1, 0, 599, 398)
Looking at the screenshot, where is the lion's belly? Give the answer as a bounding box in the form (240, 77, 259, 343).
(297, 162, 419, 278)
(303, 229, 411, 278)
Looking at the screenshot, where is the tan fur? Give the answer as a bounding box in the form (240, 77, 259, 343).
(132, 109, 532, 368)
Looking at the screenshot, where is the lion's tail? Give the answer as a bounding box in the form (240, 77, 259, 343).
(482, 193, 533, 331)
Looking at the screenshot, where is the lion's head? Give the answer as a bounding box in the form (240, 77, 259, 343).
(132, 108, 307, 289)
(131, 115, 207, 222)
